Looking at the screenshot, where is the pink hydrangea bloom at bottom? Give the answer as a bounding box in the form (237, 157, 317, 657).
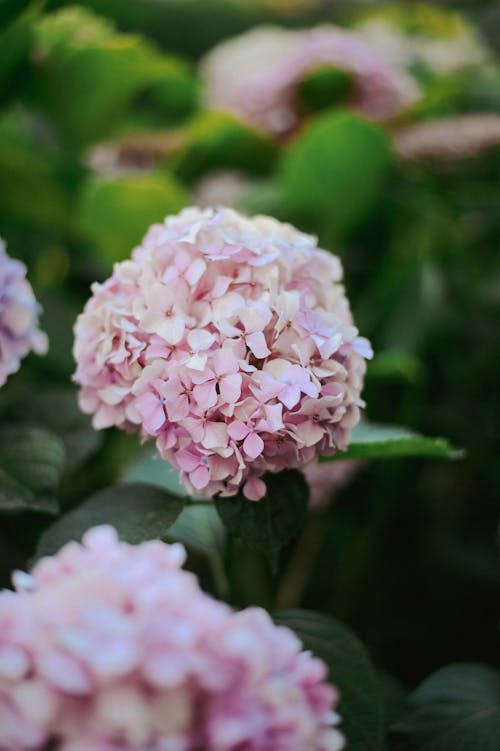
(0, 526, 344, 751)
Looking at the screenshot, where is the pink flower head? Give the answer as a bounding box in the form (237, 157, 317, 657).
(73, 207, 372, 500)
(0, 239, 48, 386)
(0, 525, 344, 751)
(201, 25, 420, 135)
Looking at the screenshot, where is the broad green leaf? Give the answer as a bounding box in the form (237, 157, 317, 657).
(32, 6, 194, 146)
(274, 609, 384, 751)
(297, 66, 354, 114)
(0, 108, 70, 230)
(7, 386, 103, 474)
(0, 426, 65, 515)
(322, 422, 460, 461)
(78, 172, 187, 264)
(366, 350, 424, 384)
(0, 1, 41, 100)
(124, 451, 227, 592)
(36, 482, 184, 557)
(279, 110, 391, 236)
(391, 663, 500, 751)
(215, 469, 308, 570)
(124, 449, 192, 498)
(168, 111, 277, 183)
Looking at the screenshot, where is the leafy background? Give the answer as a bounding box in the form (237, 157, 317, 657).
(0, 1, 499, 749)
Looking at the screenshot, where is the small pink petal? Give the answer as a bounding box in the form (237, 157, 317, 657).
(193, 381, 218, 409)
(190, 465, 210, 490)
(166, 394, 190, 421)
(220, 373, 242, 404)
(213, 348, 238, 376)
(175, 449, 200, 473)
(245, 331, 271, 359)
(280, 384, 301, 409)
(243, 431, 264, 459)
(202, 422, 228, 450)
(243, 476, 266, 501)
(227, 420, 250, 441)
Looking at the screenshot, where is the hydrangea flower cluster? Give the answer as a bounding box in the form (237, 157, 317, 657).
(74, 207, 372, 501)
(0, 239, 48, 387)
(0, 525, 344, 751)
(201, 25, 420, 135)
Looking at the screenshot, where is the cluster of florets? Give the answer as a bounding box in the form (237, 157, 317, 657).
(74, 207, 371, 501)
(0, 239, 48, 386)
(0, 525, 344, 751)
(201, 25, 420, 135)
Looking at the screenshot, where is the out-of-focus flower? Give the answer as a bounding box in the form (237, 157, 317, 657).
(0, 525, 344, 751)
(394, 113, 500, 161)
(0, 239, 48, 387)
(74, 207, 372, 500)
(201, 25, 420, 136)
(192, 170, 254, 209)
(305, 460, 361, 509)
(355, 8, 489, 77)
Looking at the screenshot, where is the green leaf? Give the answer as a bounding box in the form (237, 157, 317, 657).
(321, 422, 461, 461)
(297, 66, 355, 114)
(0, 1, 41, 101)
(215, 469, 308, 570)
(274, 609, 385, 751)
(77, 172, 188, 264)
(123, 449, 193, 498)
(36, 482, 184, 557)
(123, 450, 228, 595)
(279, 110, 391, 237)
(0, 108, 70, 230)
(0, 426, 65, 515)
(168, 111, 278, 183)
(390, 663, 500, 751)
(32, 6, 194, 146)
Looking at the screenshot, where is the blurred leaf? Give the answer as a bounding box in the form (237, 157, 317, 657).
(124, 449, 192, 497)
(0, 426, 65, 515)
(391, 663, 500, 751)
(36, 482, 184, 556)
(78, 172, 187, 264)
(215, 469, 308, 571)
(32, 6, 194, 146)
(279, 110, 391, 237)
(379, 671, 408, 729)
(274, 609, 384, 751)
(366, 350, 424, 384)
(323, 422, 460, 461)
(0, 1, 41, 101)
(168, 111, 277, 183)
(0, 108, 69, 230)
(124, 450, 227, 593)
(297, 66, 355, 114)
(17, 386, 102, 474)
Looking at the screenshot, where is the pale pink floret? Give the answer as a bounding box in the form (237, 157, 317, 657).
(73, 207, 372, 500)
(0, 239, 48, 386)
(201, 25, 420, 135)
(0, 525, 344, 751)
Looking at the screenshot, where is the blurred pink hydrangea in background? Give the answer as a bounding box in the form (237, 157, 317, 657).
(0, 239, 48, 387)
(201, 25, 420, 135)
(74, 207, 372, 501)
(0, 525, 344, 751)
(305, 460, 361, 510)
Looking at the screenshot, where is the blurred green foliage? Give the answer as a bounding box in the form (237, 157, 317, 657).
(0, 2, 499, 749)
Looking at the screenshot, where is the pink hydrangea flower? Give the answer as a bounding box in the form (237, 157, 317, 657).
(0, 525, 344, 751)
(201, 25, 420, 135)
(74, 207, 372, 500)
(0, 239, 48, 386)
